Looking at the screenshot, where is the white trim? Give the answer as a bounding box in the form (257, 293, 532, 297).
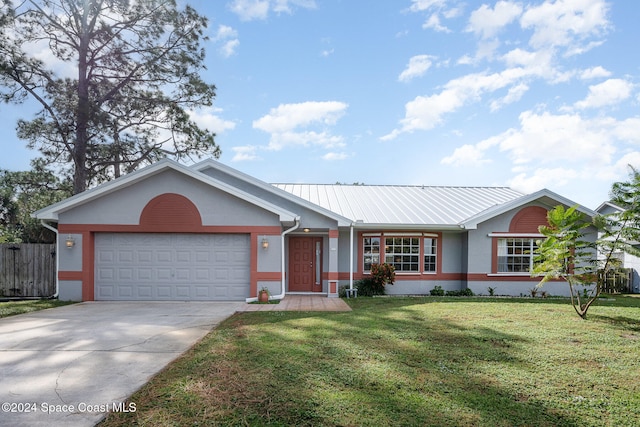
(350, 223, 354, 290)
(193, 159, 352, 227)
(33, 159, 298, 223)
(487, 273, 533, 277)
(488, 233, 544, 238)
(383, 232, 422, 237)
(40, 221, 59, 298)
(462, 188, 596, 230)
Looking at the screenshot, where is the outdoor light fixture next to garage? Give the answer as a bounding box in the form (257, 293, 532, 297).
(65, 235, 75, 249)
(262, 237, 269, 250)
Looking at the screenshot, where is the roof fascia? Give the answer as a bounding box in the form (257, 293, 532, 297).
(461, 188, 596, 230)
(33, 159, 297, 223)
(595, 201, 624, 213)
(193, 159, 353, 227)
(350, 223, 464, 231)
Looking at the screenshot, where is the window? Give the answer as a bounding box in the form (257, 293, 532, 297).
(363, 237, 380, 272)
(424, 237, 437, 272)
(362, 234, 439, 273)
(497, 238, 538, 273)
(385, 237, 420, 272)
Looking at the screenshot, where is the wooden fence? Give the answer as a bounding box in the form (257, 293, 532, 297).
(0, 244, 56, 298)
(600, 268, 633, 294)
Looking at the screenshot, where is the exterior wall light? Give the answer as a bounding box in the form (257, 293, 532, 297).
(65, 234, 75, 249)
(261, 237, 269, 250)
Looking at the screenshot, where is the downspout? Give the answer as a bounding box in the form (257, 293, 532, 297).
(245, 217, 300, 303)
(273, 217, 300, 300)
(350, 222, 354, 290)
(40, 221, 59, 299)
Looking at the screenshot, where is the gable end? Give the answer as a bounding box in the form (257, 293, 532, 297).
(509, 206, 548, 233)
(140, 193, 202, 228)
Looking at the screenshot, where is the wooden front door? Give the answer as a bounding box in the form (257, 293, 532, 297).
(288, 236, 322, 292)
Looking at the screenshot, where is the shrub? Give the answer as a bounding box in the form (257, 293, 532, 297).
(487, 286, 496, 296)
(430, 285, 445, 296)
(355, 278, 382, 297)
(445, 288, 475, 297)
(355, 263, 396, 296)
(338, 285, 348, 298)
(370, 263, 395, 288)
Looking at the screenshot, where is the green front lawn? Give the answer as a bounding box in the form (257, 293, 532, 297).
(101, 296, 640, 426)
(0, 299, 76, 318)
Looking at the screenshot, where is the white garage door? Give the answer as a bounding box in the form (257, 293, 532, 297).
(95, 233, 250, 301)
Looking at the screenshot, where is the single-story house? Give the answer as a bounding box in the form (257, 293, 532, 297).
(33, 158, 596, 301)
(595, 201, 640, 293)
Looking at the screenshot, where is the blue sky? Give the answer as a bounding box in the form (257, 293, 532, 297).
(1, 0, 639, 209)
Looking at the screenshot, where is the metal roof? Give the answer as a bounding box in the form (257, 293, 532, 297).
(272, 184, 524, 227)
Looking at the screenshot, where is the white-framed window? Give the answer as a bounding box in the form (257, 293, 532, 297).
(363, 236, 380, 272)
(497, 238, 538, 273)
(424, 237, 437, 273)
(362, 234, 438, 273)
(385, 237, 420, 272)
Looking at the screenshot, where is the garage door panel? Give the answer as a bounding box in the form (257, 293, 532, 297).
(137, 285, 152, 298)
(95, 233, 250, 301)
(138, 250, 153, 263)
(156, 250, 172, 263)
(118, 268, 134, 280)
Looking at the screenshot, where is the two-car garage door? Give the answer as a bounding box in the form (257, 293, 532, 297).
(95, 233, 250, 301)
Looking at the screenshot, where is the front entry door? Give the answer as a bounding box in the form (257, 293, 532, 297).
(289, 236, 322, 292)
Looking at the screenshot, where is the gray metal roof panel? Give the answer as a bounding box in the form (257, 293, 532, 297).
(272, 184, 524, 226)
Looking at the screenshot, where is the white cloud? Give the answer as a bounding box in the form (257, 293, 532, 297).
(441, 109, 640, 197)
(608, 117, 640, 145)
(497, 111, 616, 165)
(188, 107, 236, 134)
(443, 7, 464, 19)
(574, 78, 633, 109)
(467, 1, 522, 39)
(322, 152, 349, 161)
(509, 167, 579, 194)
(229, 0, 269, 21)
(231, 145, 260, 161)
(273, 0, 317, 14)
(220, 39, 240, 57)
(266, 130, 344, 151)
(520, 0, 610, 51)
(253, 101, 347, 133)
(490, 83, 529, 111)
(383, 68, 529, 139)
(579, 66, 611, 80)
(215, 25, 238, 40)
(409, 0, 446, 12)
(441, 143, 492, 166)
(253, 101, 348, 152)
(214, 25, 240, 57)
(229, 0, 316, 21)
(398, 55, 434, 82)
(423, 13, 451, 33)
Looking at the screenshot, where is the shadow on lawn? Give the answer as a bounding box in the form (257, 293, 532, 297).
(589, 314, 640, 333)
(236, 304, 580, 427)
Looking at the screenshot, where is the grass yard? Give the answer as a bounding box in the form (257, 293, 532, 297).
(101, 296, 640, 427)
(0, 299, 76, 318)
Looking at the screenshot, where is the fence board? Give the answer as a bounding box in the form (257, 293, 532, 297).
(0, 244, 56, 297)
(600, 268, 632, 294)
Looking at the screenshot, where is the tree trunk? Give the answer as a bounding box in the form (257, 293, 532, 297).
(73, 5, 91, 195)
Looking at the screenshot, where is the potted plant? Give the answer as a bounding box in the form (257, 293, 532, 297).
(258, 287, 269, 303)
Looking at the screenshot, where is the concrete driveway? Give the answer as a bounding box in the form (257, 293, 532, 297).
(0, 301, 244, 427)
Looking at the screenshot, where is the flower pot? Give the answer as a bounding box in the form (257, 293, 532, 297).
(258, 291, 269, 303)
